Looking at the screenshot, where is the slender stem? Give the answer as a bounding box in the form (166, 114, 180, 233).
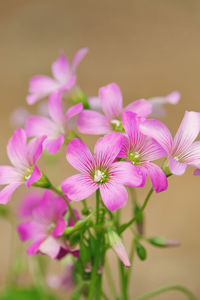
(119, 261, 128, 300)
(51, 186, 77, 223)
(102, 291, 109, 300)
(133, 285, 197, 300)
(105, 261, 118, 298)
(126, 237, 135, 289)
(96, 189, 100, 225)
(119, 188, 153, 234)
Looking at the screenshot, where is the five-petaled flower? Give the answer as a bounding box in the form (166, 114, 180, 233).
(26, 92, 83, 154)
(0, 128, 46, 204)
(18, 190, 79, 259)
(61, 133, 143, 211)
(26, 48, 88, 105)
(118, 112, 168, 193)
(77, 83, 152, 135)
(140, 111, 200, 175)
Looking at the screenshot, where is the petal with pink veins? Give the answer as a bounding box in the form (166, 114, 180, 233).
(169, 156, 187, 176)
(0, 166, 23, 185)
(27, 136, 46, 165)
(45, 135, 65, 154)
(100, 182, 128, 211)
(142, 163, 168, 193)
(99, 83, 123, 119)
(124, 99, 152, 117)
(77, 110, 111, 135)
(61, 174, 98, 201)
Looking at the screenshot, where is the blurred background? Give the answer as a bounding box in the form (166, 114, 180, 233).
(1, 0, 200, 299)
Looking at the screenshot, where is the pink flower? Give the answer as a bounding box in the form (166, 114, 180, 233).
(26, 92, 83, 154)
(140, 111, 200, 175)
(18, 191, 41, 219)
(17, 190, 78, 259)
(149, 91, 181, 118)
(0, 129, 46, 204)
(61, 133, 143, 211)
(77, 83, 152, 135)
(26, 48, 88, 105)
(119, 112, 168, 193)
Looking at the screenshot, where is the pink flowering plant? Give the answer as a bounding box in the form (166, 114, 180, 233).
(0, 48, 198, 300)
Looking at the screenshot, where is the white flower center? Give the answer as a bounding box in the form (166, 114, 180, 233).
(111, 119, 121, 127)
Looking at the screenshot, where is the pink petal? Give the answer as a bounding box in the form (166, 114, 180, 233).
(72, 48, 89, 73)
(27, 76, 59, 104)
(59, 75, 76, 92)
(48, 92, 66, 125)
(143, 163, 168, 193)
(141, 140, 167, 161)
(173, 111, 200, 155)
(52, 217, 67, 237)
(140, 119, 173, 154)
(194, 169, 200, 176)
(39, 236, 61, 259)
(45, 135, 65, 154)
(100, 182, 128, 211)
(26, 115, 56, 137)
(88, 96, 102, 111)
(66, 103, 83, 121)
(94, 133, 123, 166)
(169, 156, 187, 175)
(61, 174, 98, 201)
(18, 192, 41, 219)
(99, 83, 123, 119)
(66, 138, 94, 173)
(27, 237, 45, 256)
(52, 53, 70, 83)
(26, 165, 41, 188)
(110, 162, 144, 187)
(18, 221, 45, 242)
(181, 141, 200, 165)
(7, 128, 28, 169)
(166, 91, 181, 104)
(27, 136, 46, 165)
(124, 99, 152, 117)
(0, 183, 22, 204)
(0, 166, 22, 185)
(77, 110, 111, 135)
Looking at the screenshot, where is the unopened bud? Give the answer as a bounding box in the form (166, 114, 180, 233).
(107, 230, 130, 268)
(148, 236, 180, 248)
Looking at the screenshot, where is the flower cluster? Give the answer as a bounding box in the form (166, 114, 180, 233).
(1, 48, 199, 299)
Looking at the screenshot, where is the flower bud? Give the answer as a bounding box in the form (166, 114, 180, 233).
(32, 172, 52, 189)
(107, 230, 130, 268)
(136, 242, 147, 261)
(148, 236, 180, 247)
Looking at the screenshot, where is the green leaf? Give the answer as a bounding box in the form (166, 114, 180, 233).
(136, 242, 147, 261)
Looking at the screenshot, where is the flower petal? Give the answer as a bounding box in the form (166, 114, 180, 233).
(94, 133, 123, 166)
(26, 116, 56, 137)
(72, 48, 88, 73)
(39, 236, 61, 259)
(52, 53, 70, 83)
(181, 141, 200, 165)
(88, 96, 102, 111)
(0, 183, 22, 204)
(169, 156, 187, 175)
(143, 163, 168, 193)
(66, 138, 94, 173)
(7, 128, 28, 169)
(61, 174, 98, 201)
(166, 91, 181, 104)
(0, 166, 22, 185)
(27, 136, 46, 165)
(141, 140, 167, 161)
(18, 221, 45, 242)
(27, 237, 45, 256)
(140, 119, 173, 154)
(99, 83, 123, 119)
(124, 99, 152, 117)
(66, 103, 83, 121)
(45, 135, 65, 154)
(77, 110, 111, 135)
(110, 162, 144, 187)
(52, 217, 67, 237)
(100, 182, 128, 211)
(26, 165, 41, 188)
(48, 92, 66, 125)
(173, 111, 200, 155)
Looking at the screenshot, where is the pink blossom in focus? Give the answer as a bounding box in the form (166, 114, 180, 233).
(26, 48, 88, 105)
(18, 190, 79, 259)
(61, 133, 143, 211)
(26, 92, 83, 154)
(118, 112, 168, 193)
(78, 83, 152, 135)
(0, 129, 46, 204)
(140, 111, 200, 175)
(149, 91, 181, 118)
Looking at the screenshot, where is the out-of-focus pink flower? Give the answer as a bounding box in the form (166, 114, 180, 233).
(0, 129, 46, 204)
(61, 133, 143, 211)
(10, 107, 30, 128)
(18, 191, 41, 219)
(119, 112, 168, 193)
(26, 92, 83, 154)
(18, 190, 78, 259)
(47, 261, 75, 290)
(26, 48, 88, 105)
(149, 91, 181, 118)
(78, 83, 152, 135)
(140, 111, 200, 175)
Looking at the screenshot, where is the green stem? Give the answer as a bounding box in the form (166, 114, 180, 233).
(119, 261, 128, 300)
(133, 285, 197, 300)
(51, 186, 77, 223)
(126, 237, 135, 289)
(119, 188, 153, 234)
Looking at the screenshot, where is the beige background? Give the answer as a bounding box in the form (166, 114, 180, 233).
(0, 0, 200, 299)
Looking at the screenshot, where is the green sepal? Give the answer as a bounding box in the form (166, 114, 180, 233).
(32, 173, 52, 189)
(136, 242, 147, 261)
(148, 236, 168, 247)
